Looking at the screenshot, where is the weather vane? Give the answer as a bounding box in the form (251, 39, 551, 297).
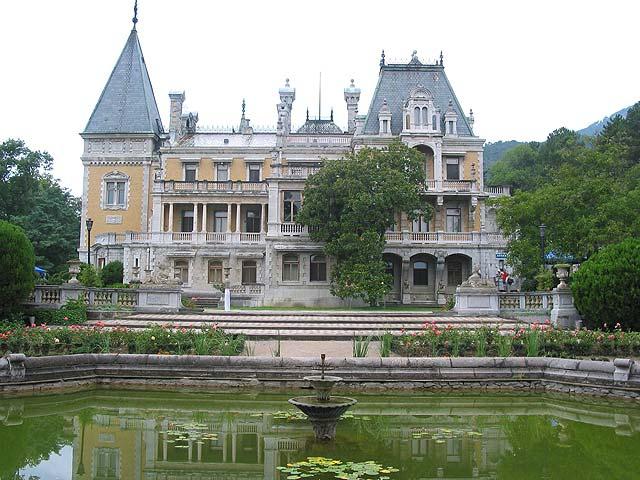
(132, 0, 138, 28)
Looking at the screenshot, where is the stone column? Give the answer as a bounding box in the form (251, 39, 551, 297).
(235, 204, 242, 233)
(193, 203, 198, 233)
(232, 432, 237, 463)
(434, 142, 443, 185)
(168, 203, 174, 232)
(261, 203, 266, 233)
(226, 203, 232, 233)
(202, 203, 208, 232)
(401, 259, 411, 304)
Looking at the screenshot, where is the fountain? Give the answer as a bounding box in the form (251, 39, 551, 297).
(288, 354, 357, 441)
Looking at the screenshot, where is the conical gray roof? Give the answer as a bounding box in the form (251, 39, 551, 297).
(83, 29, 163, 136)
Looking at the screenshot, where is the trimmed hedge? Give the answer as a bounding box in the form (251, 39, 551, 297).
(571, 239, 640, 330)
(28, 299, 87, 326)
(0, 221, 35, 316)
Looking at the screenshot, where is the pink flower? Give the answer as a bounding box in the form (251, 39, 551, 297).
(608, 334, 615, 340)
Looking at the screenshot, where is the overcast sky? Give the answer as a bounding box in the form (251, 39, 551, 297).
(1, 0, 638, 195)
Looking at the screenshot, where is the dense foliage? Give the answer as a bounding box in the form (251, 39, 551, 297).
(571, 239, 640, 329)
(0, 138, 80, 273)
(395, 321, 640, 358)
(0, 220, 35, 316)
(27, 298, 88, 326)
(79, 263, 101, 287)
(0, 323, 245, 356)
(297, 141, 431, 305)
(101, 260, 124, 285)
(488, 103, 640, 285)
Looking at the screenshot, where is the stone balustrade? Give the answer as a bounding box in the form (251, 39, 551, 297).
(96, 231, 267, 246)
(155, 180, 268, 194)
(385, 231, 509, 246)
(26, 284, 182, 312)
(277, 165, 321, 179)
(498, 292, 554, 311)
(486, 185, 511, 197)
(423, 179, 478, 192)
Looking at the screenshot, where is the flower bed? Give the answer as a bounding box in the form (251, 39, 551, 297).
(395, 321, 640, 358)
(0, 323, 244, 357)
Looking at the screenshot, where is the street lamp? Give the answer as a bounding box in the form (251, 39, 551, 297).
(223, 266, 232, 312)
(85, 217, 94, 265)
(539, 224, 546, 268)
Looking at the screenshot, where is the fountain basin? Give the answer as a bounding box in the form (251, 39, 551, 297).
(303, 375, 344, 401)
(289, 395, 357, 440)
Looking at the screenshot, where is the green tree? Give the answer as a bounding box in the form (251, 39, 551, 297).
(297, 141, 431, 305)
(79, 264, 101, 288)
(571, 239, 640, 329)
(0, 221, 35, 316)
(0, 139, 80, 273)
(101, 260, 124, 285)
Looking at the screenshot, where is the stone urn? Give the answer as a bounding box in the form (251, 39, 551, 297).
(67, 259, 82, 284)
(554, 263, 571, 289)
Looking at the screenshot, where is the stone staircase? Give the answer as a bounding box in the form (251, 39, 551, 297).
(88, 310, 521, 340)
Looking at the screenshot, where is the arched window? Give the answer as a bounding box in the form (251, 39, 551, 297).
(432, 114, 437, 129)
(242, 260, 257, 284)
(174, 260, 189, 284)
(406, 115, 411, 130)
(282, 254, 300, 282)
(447, 261, 463, 286)
(208, 260, 223, 284)
(310, 254, 327, 282)
(422, 107, 428, 126)
(413, 261, 428, 286)
(414, 107, 421, 126)
(102, 171, 129, 210)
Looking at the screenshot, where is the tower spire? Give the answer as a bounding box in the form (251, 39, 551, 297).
(318, 72, 322, 120)
(132, 0, 138, 30)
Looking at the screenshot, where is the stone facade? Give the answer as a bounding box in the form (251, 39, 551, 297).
(80, 22, 510, 307)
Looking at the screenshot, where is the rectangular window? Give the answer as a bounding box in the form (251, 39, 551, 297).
(216, 163, 229, 181)
(245, 207, 261, 233)
(413, 261, 428, 286)
(94, 448, 119, 479)
(447, 261, 463, 286)
(106, 181, 126, 206)
(283, 191, 302, 222)
(242, 260, 257, 284)
(174, 260, 189, 284)
(208, 261, 223, 284)
(446, 158, 460, 180)
(181, 209, 194, 232)
(184, 163, 197, 181)
(310, 254, 327, 282)
(412, 215, 429, 233)
(382, 120, 389, 133)
(446, 208, 461, 232)
(248, 164, 261, 182)
(213, 210, 227, 232)
(282, 254, 300, 282)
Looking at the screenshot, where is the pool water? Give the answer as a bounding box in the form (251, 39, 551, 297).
(1, 389, 639, 479)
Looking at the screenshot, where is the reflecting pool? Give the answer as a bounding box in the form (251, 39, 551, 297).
(1, 389, 640, 479)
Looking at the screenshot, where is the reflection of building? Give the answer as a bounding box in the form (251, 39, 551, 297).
(80, 12, 509, 306)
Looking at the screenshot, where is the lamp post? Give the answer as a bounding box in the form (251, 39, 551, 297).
(223, 266, 232, 312)
(539, 224, 546, 268)
(85, 218, 94, 265)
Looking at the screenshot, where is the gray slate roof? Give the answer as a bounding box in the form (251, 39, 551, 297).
(84, 29, 164, 136)
(296, 119, 343, 134)
(362, 62, 473, 136)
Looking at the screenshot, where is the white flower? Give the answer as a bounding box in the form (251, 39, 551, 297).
(54, 338, 60, 344)
(151, 336, 156, 341)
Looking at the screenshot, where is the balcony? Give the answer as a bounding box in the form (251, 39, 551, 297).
(95, 231, 265, 246)
(155, 180, 267, 194)
(423, 179, 478, 193)
(277, 164, 321, 179)
(384, 231, 509, 246)
(486, 185, 511, 197)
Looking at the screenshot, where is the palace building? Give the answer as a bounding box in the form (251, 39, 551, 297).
(79, 15, 509, 307)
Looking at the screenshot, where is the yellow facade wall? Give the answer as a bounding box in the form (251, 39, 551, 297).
(80, 424, 140, 480)
(463, 152, 479, 182)
(262, 158, 272, 179)
(85, 164, 144, 247)
(230, 158, 245, 181)
(200, 158, 214, 180)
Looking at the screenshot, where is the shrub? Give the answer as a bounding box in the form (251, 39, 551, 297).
(0, 221, 35, 317)
(29, 298, 87, 326)
(100, 261, 123, 285)
(571, 239, 640, 330)
(79, 264, 101, 287)
(534, 268, 554, 291)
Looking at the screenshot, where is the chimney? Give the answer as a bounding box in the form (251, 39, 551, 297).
(169, 91, 185, 143)
(344, 79, 361, 134)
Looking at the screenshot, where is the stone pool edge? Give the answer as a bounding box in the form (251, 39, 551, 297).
(1, 354, 638, 400)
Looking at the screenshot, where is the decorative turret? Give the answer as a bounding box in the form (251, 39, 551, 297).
(277, 78, 295, 135)
(467, 108, 475, 133)
(378, 99, 392, 136)
(168, 91, 185, 143)
(444, 99, 458, 136)
(239, 99, 253, 134)
(344, 79, 361, 134)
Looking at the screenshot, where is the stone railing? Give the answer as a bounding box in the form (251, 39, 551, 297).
(26, 284, 182, 312)
(155, 180, 268, 194)
(385, 231, 509, 246)
(285, 135, 351, 146)
(96, 231, 266, 246)
(486, 185, 511, 197)
(278, 165, 321, 179)
(423, 180, 478, 193)
(229, 284, 264, 296)
(499, 292, 554, 311)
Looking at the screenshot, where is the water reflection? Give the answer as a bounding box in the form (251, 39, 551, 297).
(1, 390, 639, 479)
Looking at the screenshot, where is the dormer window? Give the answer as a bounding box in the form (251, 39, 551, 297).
(403, 86, 436, 133)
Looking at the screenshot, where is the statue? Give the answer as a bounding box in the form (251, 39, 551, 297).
(460, 265, 494, 288)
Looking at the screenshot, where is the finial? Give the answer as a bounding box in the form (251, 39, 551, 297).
(241, 98, 246, 117)
(440, 50, 444, 66)
(306, 108, 309, 121)
(350, 79, 355, 87)
(285, 78, 290, 87)
(132, 0, 138, 29)
(380, 49, 386, 67)
(330, 108, 334, 121)
(412, 49, 417, 59)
